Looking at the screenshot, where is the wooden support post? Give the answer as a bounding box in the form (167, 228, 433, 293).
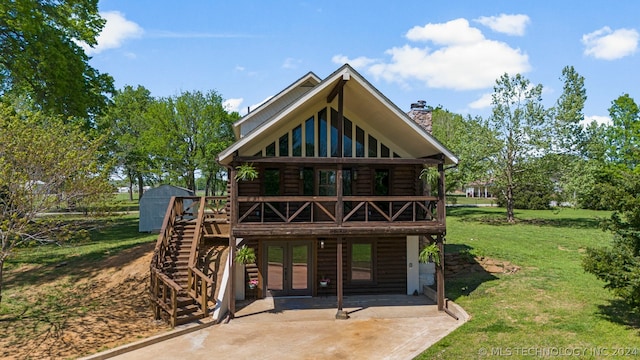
(437, 163, 446, 226)
(336, 236, 348, 319)
(228, 165, 237, 319)
(436, 234, 445, 311)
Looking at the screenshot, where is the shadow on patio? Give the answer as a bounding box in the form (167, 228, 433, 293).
(233, 294, 442, 323)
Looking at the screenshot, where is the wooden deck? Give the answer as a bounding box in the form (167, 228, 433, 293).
(233, 195, 445, 237)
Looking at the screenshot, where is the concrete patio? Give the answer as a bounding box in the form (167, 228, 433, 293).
(86, 294, 468, 360)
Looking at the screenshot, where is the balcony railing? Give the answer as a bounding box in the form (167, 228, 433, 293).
(235, 196, 443, 225)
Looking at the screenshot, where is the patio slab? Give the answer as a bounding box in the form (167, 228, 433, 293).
(91, 295, 467, 360)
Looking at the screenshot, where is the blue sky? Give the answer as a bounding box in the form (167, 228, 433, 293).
(88, 1, 639, 125)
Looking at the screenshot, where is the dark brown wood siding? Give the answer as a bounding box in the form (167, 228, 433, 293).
(315, 237, 406, 296)
(236, 163, 424, 198)
(345, 237, 406, 295)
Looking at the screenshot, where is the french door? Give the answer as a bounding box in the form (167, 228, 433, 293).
(265, 241, 312, 296)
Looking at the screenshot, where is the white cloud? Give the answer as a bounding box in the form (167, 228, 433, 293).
(469, 93, 493, 109)
(336, 18, 530, 91)
(332, 55, 377, 68)
(82, 11, 143, 55)
(223, 98, 243, 113)
(582, 26, 639, 60)
(582, 115, 612, 127)
(282, 58, 302, 69)
(475, 14, 530, 36)
(406, 18, 485, 45)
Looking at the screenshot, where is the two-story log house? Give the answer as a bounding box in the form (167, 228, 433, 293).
(217, 64, 458, 319)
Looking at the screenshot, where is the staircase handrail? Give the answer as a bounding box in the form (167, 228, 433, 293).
(151, 196, 179, 269)
(186, 197, 213, 316)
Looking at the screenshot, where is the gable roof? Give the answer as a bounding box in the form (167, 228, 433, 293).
(218, 64, 458, 165)
(233, 71, 322, 138)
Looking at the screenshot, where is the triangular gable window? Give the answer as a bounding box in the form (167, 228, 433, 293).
(254, 106, 401, 158)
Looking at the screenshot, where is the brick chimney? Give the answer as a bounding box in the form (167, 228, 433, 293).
(407, 100, 432, 134)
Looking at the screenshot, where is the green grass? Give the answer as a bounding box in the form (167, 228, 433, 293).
(5, 214, 154, 271)
(418, 207, 639, 359)
(447, 194, 496, 206)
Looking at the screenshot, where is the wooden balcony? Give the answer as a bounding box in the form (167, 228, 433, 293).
(232, 195, 446, 237)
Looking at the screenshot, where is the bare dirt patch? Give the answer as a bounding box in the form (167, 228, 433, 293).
(0, 242, 171, 360)
(445, 252, 520, 278)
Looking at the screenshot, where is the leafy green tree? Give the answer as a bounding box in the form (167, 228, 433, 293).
(145, 90, 236, 193)
(495, 157, 554, 210)
(0, 103, 111, 303)
(99, 85, 156, 200)
(0, 0, 114, 121)
(606, 94, 640, 169)
(552, 66, 587, 155)
(488, 73, 549, 222)
(431, 108, 499, 193)
(582, 94, 640, 308)
(574, 95, 639, 209)
(583, 168, 640, 307)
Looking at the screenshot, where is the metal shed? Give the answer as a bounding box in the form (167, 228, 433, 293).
(139, 185, 195, 232)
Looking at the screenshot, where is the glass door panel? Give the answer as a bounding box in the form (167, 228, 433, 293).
(291, 244, 309, 290)
(267, 245, 284, 293)
(264, 241, 312, 296)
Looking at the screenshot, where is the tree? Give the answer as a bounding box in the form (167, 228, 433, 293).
(582, 94, 640, 308)
(99, 85, 156, 200)
(0, 103, 111, 303)
(607, 94, 640, 169)
(488, 73, 549, 222)
(145, 90, 236, 193)
(0, 0, 114, 121)
(552, 66, 587, 156)
(430, 108, 498, 193)
(582, 168, 640, 307)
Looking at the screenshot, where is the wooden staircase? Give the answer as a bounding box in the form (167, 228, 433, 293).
(162, 220, 204, 325)
(150, 196, 228, 327)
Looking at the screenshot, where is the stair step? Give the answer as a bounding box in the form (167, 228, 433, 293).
(175, 311, 205, 326)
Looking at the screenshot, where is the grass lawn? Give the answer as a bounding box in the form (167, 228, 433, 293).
(418, 207, 639, 359)
(447, 195, 496, 206)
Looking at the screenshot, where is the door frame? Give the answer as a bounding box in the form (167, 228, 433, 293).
(263, 240, 314, 297)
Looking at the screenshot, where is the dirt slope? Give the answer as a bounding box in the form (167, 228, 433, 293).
(0, 243, 170, 360)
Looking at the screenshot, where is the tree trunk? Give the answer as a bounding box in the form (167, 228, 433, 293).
(205, 171, 212, 196)
(506, 185, 515, 223)
(187, 170, 196, 193)
(0, 257, 5, 304)
(137, 173, 144, 201)
(128, 177, 133, 202)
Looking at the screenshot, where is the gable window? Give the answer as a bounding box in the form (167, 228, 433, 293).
(355, 126, 365, 157)
(380, 144, 390, 158)
(368, 135, 377, 157)
(259, 108, 403, 159)
(265, 142, 276, 157)
(305, 116, 314, 157)
(350, 241, 374, 282)
(330, 109, 339, 157)
(279, 134, 289, 157)
(318, 108, 327, 157)
(343, 118, 353, 157)
(292, 125, 302, 156)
